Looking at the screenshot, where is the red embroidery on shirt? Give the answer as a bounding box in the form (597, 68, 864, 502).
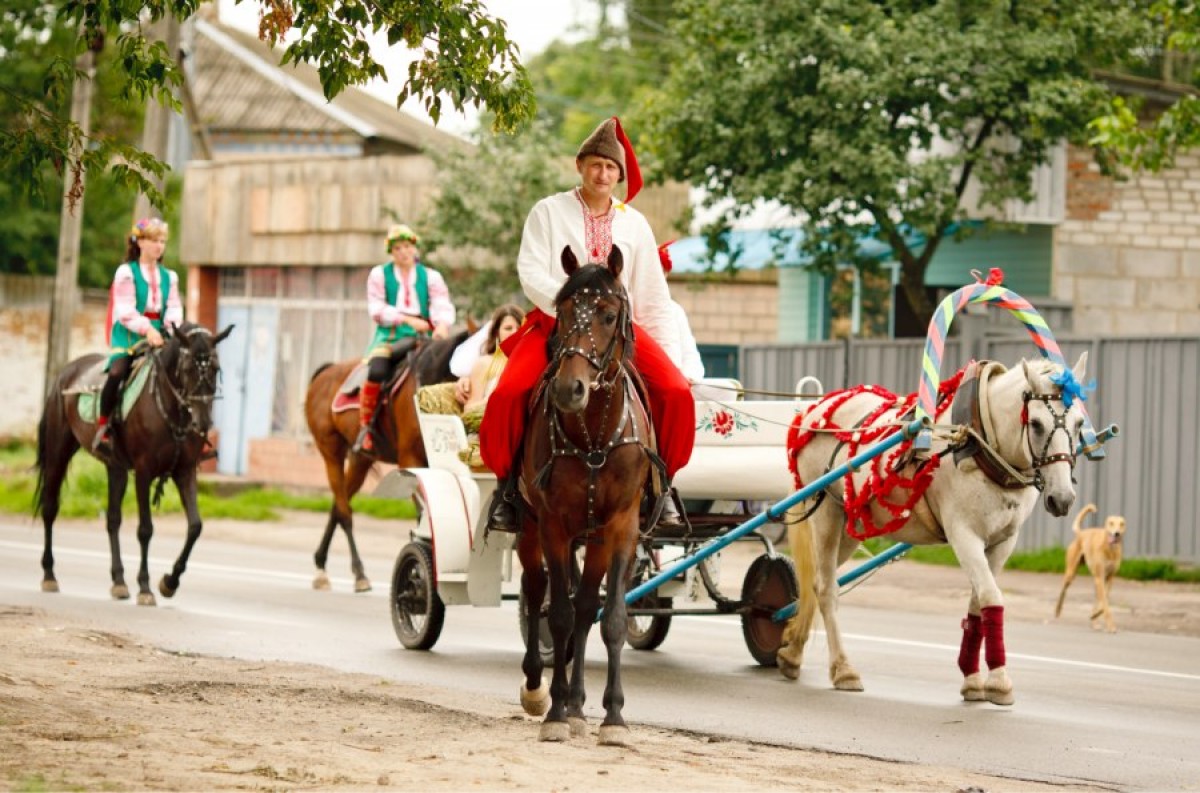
(574, 188, 614, 264)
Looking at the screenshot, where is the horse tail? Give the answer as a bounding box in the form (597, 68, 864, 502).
(310, 362, 334, 384)
(1072, 503, 1097, 536)
(784, 504, 818, 643)
(32, 381, 66, 520)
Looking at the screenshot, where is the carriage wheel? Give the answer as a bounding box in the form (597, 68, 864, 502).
(626, 550, 672, 651)
(740, 554, 799, 667)
(390, 541, 445, 650)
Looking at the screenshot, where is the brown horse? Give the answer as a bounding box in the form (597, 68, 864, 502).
(303, 330, 467, 592)
(516, 246, 652, 745)
(34, 321, 234, 605)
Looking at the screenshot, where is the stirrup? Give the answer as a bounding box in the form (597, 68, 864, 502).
(91, 424, 114, 460)
(352, 426, 377, 458)
(653, 489, 686, 533)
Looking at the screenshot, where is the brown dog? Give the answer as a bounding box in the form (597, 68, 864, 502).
(1054, 503, 1127, 632)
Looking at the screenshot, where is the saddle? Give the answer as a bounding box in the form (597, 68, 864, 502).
(69, 354, 154, 424)
(331, 338, 421, 414)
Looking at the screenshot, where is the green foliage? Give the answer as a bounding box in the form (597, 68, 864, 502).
(1, 0, 535, 211)
(858, 538, 1200, 583)
(644, 0, 1145, 328)
(1089, 0, 1200, 172)
(421, 121, 575, 320)
(0, 441, 415, 521)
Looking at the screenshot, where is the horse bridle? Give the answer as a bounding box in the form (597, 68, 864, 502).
(555, 285, 629, 387)
(1021, 390, 1079, 488)
(151, 326, 220, 444)
(535, 284, 646, 538)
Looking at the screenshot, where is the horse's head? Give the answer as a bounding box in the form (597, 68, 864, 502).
(550, 246, 633, 414)
(162, 322, 234, 415)
(1019, 351, 1090, 517)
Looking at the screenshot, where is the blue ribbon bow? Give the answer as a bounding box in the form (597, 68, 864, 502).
(1050, 368, 1095, 408)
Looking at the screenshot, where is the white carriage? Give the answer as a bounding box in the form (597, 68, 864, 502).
(378, 377, 824, 663)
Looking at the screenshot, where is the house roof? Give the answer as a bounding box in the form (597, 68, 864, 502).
(188, 18, 468, 155)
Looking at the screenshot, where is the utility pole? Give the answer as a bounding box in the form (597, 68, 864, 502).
(132, 13, 180, 223)
(43, 43, 98, 403)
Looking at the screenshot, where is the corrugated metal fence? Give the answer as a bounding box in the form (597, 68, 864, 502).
(741, 330, 1200, 562)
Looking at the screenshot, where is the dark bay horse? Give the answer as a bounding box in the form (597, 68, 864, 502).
(34, 321, 233, 605)
(516, 246, 652, 745)
(303, 330, 466, 592)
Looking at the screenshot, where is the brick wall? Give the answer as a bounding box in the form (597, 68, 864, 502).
(670, 272, 779, 346)
(1055, 147, 1200, 335)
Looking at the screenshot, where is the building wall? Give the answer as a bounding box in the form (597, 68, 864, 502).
(670, 271, 779, 346)
(1055, 146, 1200, 335)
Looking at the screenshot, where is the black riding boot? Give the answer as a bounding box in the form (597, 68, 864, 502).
(485, 478, 519, 533)
(92, 364, 125, 460)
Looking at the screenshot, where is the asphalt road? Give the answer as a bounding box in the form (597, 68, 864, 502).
(2, 515, 1198, 790)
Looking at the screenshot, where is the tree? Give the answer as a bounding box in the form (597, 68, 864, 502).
(0, 0, 535, 211)
(644, 0, 1146, 330)
(1088, 0, 1200, 172)
(420, 121, 575, 320)
(0, 0, 175, 287)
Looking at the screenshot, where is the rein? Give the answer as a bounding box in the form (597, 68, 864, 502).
(532, 281, 649, 539)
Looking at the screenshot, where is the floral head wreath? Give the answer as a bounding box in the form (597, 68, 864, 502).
(130, 217, 169, 243)
(386, 223, 420, 251)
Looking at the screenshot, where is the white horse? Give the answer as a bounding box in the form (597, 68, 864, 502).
(778, 353, 1090, 705)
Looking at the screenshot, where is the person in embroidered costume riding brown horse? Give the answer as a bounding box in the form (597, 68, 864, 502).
(478, 116, 695, 531)
(354, 223, 456, 456)
(93, 217, 184, 459)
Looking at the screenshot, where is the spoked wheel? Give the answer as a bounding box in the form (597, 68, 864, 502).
(740, 554, 799, 667)
(626, 546, 672, 651)
(391, 541, 445, 650)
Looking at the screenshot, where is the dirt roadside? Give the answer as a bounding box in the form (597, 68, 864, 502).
(3, 511, 1196, 791)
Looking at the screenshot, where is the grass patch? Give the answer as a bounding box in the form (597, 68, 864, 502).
(857, 538, 1200, 583)
(0, 441, 415, 522)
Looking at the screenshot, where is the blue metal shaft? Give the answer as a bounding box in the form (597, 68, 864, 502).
(614, 415, 930, 614)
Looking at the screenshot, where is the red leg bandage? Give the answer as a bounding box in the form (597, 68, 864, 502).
(981, 605, 1006, 670)
(957, 613, 983, 676)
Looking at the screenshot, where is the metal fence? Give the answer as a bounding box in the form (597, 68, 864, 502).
(741, 328, 1200, 562)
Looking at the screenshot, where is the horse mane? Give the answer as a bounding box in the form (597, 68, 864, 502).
(553, 263, 635, 364)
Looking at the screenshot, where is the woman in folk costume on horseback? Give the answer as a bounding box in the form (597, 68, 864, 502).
(93, 217, 183, 459)
(479, 116, 695, 531)
(354, 223, 456, 456)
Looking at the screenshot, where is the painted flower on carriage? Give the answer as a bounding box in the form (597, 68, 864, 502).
(696, 407, 757, 438)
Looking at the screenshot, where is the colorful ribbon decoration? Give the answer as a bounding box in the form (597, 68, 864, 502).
(914, 269, 1104, 459)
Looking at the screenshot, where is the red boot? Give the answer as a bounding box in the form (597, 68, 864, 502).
(353, 381, 381, 457)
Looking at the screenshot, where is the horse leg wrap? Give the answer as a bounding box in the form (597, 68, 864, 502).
(957, 613, 983, 676)
(981, 605, 1006, 670)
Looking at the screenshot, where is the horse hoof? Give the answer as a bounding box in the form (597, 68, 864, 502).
(520, 681, 550, 717)
(158, 576, 177, 599)
(539, 720, 570, 742)
(568, 716, 588, 738)
(354, 577, 372, 593)
(136, 592, 157, 607)
(832, 666, 864, 691)
(111, 584, 130, 600)
(41, 580, 59, 593)
(961, 673, 986, 702)
(985, 668, 1014, 706)
(597, 724, 631, 746)
(777, 652, 800, 681)
(312, 571, 331, 591)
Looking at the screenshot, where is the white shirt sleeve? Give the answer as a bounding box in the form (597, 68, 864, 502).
(164, 270, 184, 329)
(516, 199, 564, 315)
(673, 301, 705, 381)
(425, 268, 456, 330)
(450, 322, 490, 377)
(622, 210, 682, 366)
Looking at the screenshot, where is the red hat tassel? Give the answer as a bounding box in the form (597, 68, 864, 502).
(612, 117, 642, 203)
